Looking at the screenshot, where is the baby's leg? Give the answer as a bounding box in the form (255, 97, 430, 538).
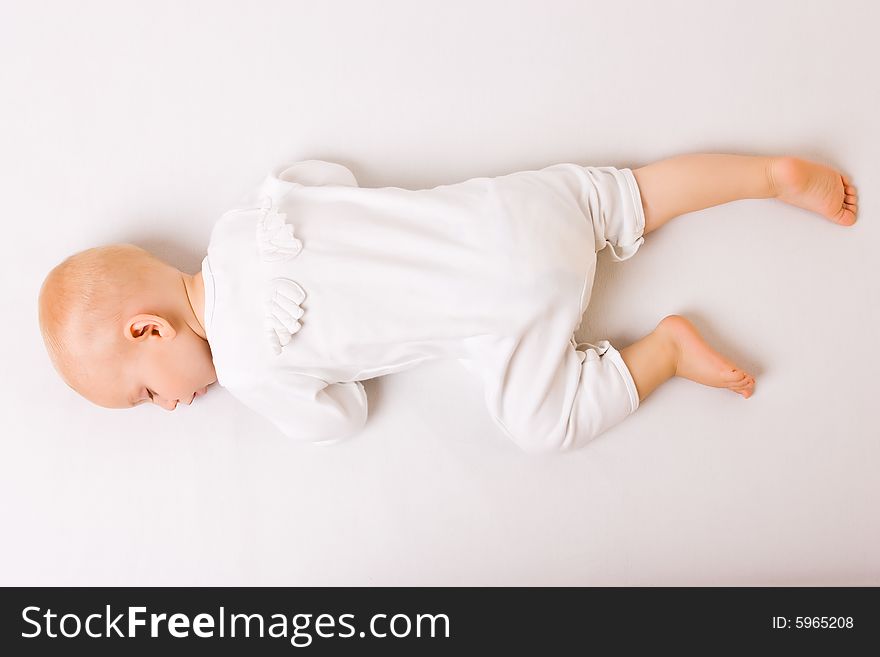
(621, 153, 860, 403)
(620, 315, 755, 402)
(632, 154, 858, 234)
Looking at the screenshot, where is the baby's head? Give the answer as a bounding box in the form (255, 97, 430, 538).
(38, 244, 216, 411)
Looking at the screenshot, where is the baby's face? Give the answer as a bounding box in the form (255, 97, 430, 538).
(86, 318, 217, 411)
(124, 327, 217, 410)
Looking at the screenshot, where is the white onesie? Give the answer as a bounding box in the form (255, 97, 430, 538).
(201, 159, 645, 453)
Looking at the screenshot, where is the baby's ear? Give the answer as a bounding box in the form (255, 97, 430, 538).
(125, 314, 176, 341)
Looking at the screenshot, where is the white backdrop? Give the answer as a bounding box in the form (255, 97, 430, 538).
(1, 0, 877, 585)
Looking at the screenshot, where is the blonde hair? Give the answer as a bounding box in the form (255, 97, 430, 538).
(38, 243, 166, 392)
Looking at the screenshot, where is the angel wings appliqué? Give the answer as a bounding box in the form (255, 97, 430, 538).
(256, 195, 307, 355)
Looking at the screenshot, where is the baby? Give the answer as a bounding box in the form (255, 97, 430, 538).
(38, 154, 858, 453)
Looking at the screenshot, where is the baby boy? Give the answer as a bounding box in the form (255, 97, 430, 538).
(38, 154, 857, 453)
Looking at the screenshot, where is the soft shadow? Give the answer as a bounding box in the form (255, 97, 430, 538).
(360, 377, 386, 418)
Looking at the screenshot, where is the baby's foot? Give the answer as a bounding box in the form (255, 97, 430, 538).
(770, 156, 858, 226)
(656, 315, 755, 398)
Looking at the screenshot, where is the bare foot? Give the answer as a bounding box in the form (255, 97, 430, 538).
(770, 156, 858, 226)
(656, 315, 755, 399)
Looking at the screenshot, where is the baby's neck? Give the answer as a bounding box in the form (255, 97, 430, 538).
(182, 270, 207, 338)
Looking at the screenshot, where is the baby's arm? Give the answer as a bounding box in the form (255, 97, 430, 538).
(632, 153, 857, 234)
(237, 374, 369, 444)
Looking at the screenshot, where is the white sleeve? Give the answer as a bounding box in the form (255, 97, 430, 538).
(237, 371, 369, 445)
(277, 159, 360, 187)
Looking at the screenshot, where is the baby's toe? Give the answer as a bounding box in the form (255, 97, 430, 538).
(730, 376, 754, 391)
(845, 186, 858, 209)
(835, 206, 857, 226)
(734, 378, 755, 396)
